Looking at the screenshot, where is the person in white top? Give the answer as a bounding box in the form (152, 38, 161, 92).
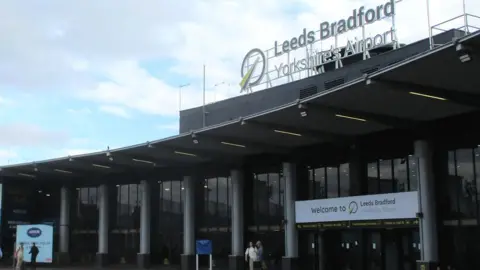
(245, 241, 258, 270)
(15, 243, 24, 270)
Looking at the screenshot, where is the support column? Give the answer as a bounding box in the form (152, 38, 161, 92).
(137, 180, 151, 269)
(229, 169, 245, 270)
(58, 186, 70, 265)
(96, 184, 109, 268)
(282, 162, 298, 270)
(415, 140, 439, 270)
(181, 176, 196, 270)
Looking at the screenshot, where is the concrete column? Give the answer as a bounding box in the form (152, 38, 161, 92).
(283, 162, 298, 270)
(138, 180, 151, 268)
(181, 176, 196, 270)
(415, 140, 439, 266)
(59, 186, 70, 264)
(97, 184, 109, 267)
(229, 169, 245, 270)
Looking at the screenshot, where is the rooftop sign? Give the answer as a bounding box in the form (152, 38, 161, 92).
(239, 0, 398, 93)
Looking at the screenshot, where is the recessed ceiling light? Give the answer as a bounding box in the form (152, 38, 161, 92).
(92, 164, 110, 169)
(18, 173, 35, 178)
(174, 151, 196, 157)
(221, 141, 246, 148)
(335, 114, 367, 122)
(273, 129, 302, 137)
(409, 92, 446, 101)
(54, 169, 72, 174)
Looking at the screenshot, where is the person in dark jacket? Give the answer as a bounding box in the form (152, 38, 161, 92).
(29, 243, 39, 270)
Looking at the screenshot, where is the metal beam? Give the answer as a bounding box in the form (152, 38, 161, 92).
(65, 157, 125, 173)
(366, 77, 480, 108)
(241, 119, 352, 143)
(92, 151, 181, 169)
(193, 132, 292, 154)
(303, 101, 420, 129)
(0, 166, 81, 181)
(145, 143, 243, 164)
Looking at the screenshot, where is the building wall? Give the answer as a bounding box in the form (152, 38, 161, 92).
(179, 30, 465, 133)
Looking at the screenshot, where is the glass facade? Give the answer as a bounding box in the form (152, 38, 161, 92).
(156, 180, 183, 265)
(367, 156, 418, 195)
(308, 164, 349, 199)
(446, 148, 479, 219)
(72, 187, 99, 263)
(198, 176, 231, 268)
(4, 140, 480, 269)
(249, 167, 285, 268)
(110, 184, 141, 263)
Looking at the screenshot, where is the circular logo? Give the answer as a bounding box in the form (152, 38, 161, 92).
(239, 48, 266, 92)
(348, 201, 358, 214)
(27, 227, 42, 238)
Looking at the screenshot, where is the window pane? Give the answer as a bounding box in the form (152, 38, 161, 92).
(314, 168, 326, 199)
(379, 160, 393, 194)
(269, 173, 281, 222)
(339, 163, 350, 197)
(76, 187, 98, 230)
(393, 158, 408, 192)
(456, 149, 476, 218)
(446, 151, 459, 219)
(171, 181, 182, 214)
(279, 171, 285, 210)
(227, 176, 232, 226)
(207, 178, 217, 217)
(218, 177, 228, 222)
(408, 157, 418, 191)
(475, 148, 480, 219)
(368, 162, 379, 194)
(163, 181, 172, 212)
(308, 169, 315, 199)
(326, 167, 339, 198)
(256, 174, 269, 225)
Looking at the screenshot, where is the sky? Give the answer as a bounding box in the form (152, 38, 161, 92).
(0, 0, 478, 165)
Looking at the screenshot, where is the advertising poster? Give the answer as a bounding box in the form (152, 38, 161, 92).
(15, 224, 53, 263)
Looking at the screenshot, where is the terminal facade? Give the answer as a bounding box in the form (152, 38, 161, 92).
(1, 29, 480, 270)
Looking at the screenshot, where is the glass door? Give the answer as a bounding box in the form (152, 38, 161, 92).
(338, 231, 363, 270)
(365, 231, 383, 270)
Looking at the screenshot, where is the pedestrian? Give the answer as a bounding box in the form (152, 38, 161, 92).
(245, 241, 257, 270)
(15, 243, 24, 270)
(256, 241, 267, 270)
(29, 243, 39, 270)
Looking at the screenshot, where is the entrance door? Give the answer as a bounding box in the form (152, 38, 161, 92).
(307, 231, 332, 270)
(366, 228, 420, 270)
(365, 231, 383, 270)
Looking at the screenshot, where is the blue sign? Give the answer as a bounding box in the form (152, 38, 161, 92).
(196, 240, 212, 255)
(16, 224, 53, 263)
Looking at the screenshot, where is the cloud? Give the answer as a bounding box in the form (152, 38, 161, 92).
(0, 0, 478, 118)
(0, 123, 69, 147)
(99, 105, 131, 118)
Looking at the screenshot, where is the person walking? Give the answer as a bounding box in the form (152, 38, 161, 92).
(15, 243, 24, 270)
(245, 241, 258, 270)
(29, 243, 39, 270)
(256, 241, 267, 270)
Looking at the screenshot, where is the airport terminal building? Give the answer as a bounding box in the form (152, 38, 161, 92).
(1, 8, 480, 270)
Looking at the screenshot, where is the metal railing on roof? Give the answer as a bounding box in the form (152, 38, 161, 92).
(429, 13, 480, 49)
